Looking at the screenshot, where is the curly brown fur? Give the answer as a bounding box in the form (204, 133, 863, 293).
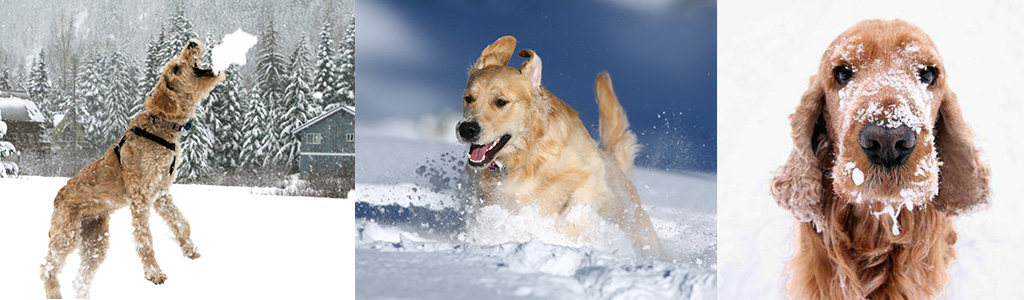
(41, 40, 224, 299)
(771, 20, 990, 299)
(457, 36, 660, 255)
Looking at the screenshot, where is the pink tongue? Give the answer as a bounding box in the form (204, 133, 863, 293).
(470, 145, 489, 161)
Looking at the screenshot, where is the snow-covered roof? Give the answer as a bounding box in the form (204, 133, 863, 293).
(292, 105, 355, 134)
(0, 96, 47, 123)
(52, 114, 65, 127)
(0, 90, 30, 99)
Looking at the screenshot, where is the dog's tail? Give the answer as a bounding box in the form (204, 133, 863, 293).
(596, 72, 640, 176)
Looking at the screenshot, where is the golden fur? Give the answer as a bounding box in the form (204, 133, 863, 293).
(458, 36, 661, 255)
(771, 20, 990, 299)
(41, 41, 224, 299)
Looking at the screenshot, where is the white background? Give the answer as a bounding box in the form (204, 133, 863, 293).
(718, 1, 1024, 299)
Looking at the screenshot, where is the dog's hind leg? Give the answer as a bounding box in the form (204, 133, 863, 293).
(41, 201, 82, 299)
(154, 194, 200, 259)
(128, 191, 167, 284)
(595, 72, 640, 176)
(73, 214, 110, 299)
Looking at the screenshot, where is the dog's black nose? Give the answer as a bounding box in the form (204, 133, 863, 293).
(457, 121, 481, 142)
(859, 124, 916, 167)
(187, 41, 198, 49)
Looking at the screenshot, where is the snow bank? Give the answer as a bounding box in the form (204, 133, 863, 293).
(211, 29, 257, 72)
(355, 133, 717, 298)
(357, 221, 715, 299)
(0, 176, 348, 299)
(465, 204, 640, 256)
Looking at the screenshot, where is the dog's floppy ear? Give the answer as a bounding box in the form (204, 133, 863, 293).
(518, 49, 542, 88)
(473, 36, 517, 70)
(145, 84, 180, 116)
(933, 89, 990, 214)
(771, 75, 828, 228)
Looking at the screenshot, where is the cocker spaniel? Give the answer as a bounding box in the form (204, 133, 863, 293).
(770, 19, 990, 299)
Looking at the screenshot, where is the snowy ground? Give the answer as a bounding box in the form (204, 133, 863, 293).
(0, 176, 351, 299)
(354, 132, 717, 299)
(719, 1, 1024, 299)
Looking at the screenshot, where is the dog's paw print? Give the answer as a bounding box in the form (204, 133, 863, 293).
(146, 269, 168, 285)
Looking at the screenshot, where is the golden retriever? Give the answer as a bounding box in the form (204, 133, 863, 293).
(771, 20, 990, 299)
(457, 36, 661, 255)
(41, 40, 224, 299)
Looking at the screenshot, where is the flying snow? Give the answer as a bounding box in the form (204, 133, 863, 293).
(211, 29, 258, 72)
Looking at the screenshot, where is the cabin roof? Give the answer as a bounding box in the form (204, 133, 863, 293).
(292, 104, 355, 134)
(0, 96, 47, 123)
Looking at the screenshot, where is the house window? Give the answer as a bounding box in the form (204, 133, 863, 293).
(306, 133, 323, 145)
(346, 133, 354, 142)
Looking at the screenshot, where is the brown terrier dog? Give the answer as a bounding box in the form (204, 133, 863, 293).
(457, 36, 661, 255)
(41, 40, 224, 299)
(771, 20, 990, 299)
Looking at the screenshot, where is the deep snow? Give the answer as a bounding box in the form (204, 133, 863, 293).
(354, 132, 717, 299)
(0, 176, 350, 299)
(718, 1, 1024, 299)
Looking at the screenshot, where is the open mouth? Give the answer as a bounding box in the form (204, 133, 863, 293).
(467, 134, 511, 168)
(193, 64, 215, 77)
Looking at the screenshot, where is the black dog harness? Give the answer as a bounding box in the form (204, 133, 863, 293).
(114, 117, 190, 175)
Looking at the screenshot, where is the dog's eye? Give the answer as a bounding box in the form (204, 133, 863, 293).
(495, 99, 508, 107)
(173, 65, 181, 75)
(464, 95, 474, 104)
(918, 66, 938, 86)
(832, 65, 853, 86)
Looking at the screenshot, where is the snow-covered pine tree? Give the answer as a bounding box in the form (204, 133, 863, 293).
(98, 50, 139, 145)
(75, 52, 106, 147)
(0, 109, 17, 177)
(337, 16, 355, 107)
(175, 31, 220, 182)
(313, 20, 339, 109)
(165, 5, 197, 58)
(0, 67, 11, 90)
(209, 65, 246, 170)
(275, 36, 316, 170)
(177, 104, 216, 182)
(28, 50, 53, 114)
(239, 84, 272, 168)
(137, 26, 168, 116)
(253, 16, 289, 165)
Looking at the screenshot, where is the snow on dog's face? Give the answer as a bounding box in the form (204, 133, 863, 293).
(145, 40, 224, 119)
(457, 36, 543, 169)
(822, 21, 944, 207)
(772, 19, 990, 227)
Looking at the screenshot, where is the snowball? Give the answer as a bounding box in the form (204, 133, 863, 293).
(851, 168, 864, 186)
(211, 29, 258, 72)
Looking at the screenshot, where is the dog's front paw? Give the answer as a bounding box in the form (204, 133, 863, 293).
(145, 269, 168, 285)
(183, 245, 201, 260)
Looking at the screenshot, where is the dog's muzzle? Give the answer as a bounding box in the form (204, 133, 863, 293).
(859, 124, 916, 167)
(457, 121, 481, 142)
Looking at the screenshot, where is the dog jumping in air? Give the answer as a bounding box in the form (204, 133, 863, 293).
(41, 40, 224, 299)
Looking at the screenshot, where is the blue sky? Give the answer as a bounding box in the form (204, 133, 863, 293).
(357, 0, 717, 173)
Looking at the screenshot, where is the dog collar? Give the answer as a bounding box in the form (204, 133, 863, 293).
(149, 116, 192, 131)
